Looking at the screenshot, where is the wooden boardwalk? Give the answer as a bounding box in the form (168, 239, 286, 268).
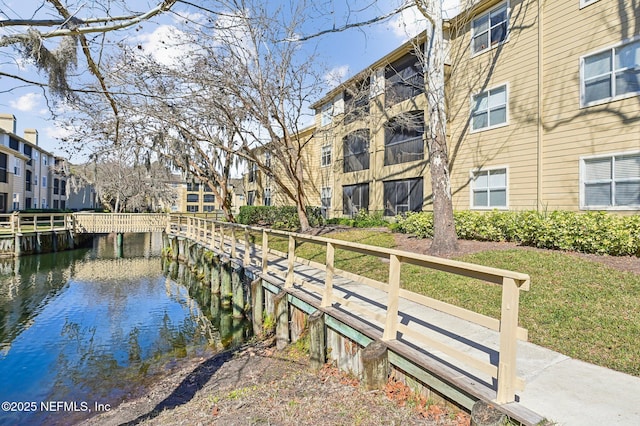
(167, 215, 546, 425)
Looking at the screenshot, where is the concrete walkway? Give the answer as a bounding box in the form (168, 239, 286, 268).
(202, 234, 640, 426)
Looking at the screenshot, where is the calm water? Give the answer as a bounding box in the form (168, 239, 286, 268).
(0, 233, 250, 425)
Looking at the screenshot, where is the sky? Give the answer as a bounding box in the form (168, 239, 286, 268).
(0, 0, 459, 161)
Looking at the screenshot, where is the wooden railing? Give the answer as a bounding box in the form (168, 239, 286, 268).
(73, 213, 168, 234)
(168, 214, 530, 404)
(0, 212, 73, 234)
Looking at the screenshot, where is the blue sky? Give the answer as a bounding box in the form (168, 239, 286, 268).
(0, 0, 458, 161)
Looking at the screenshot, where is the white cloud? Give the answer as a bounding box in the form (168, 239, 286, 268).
(324, 65, 350, 89)
(132, 25, 193, 67)
(387, 1, 461, 41)
(9, 93, 41, 112)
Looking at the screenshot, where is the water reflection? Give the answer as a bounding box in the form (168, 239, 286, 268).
(0, 233, 250, 425)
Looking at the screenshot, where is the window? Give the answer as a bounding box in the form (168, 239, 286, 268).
(203, 185, 213, 192)
(9, 137, 19, 151)
(25, 198, 31, 209)
(60, 200, 66, 210)
(186, 182, 200, 191)
(187, 194, 199, 203)
(53, 200, 59, 209)
(385, 54, 424, 106)
(321, 103, 333, 127)
(26, 171, 32, 192)
(582, 153, 640, 208)
(321, 187, 331, 217)
(342, 183, 369, 215)
(186, 205, 199, 212)
(581, 39, 640, 106)
(471, 85, 508, 131)
(0, 153, 7, 183)
(203, 194, 215, 203)
(13, 158, 21, 177)
(384, 111, 425, 166)
(344, 79, 370, 124)
(580, 0, 600, 8)
(60, 180, 66, 196)
(0, 193, 6, 213)
(343, 129, 370, 173)
(264, 152, 271, 168)
(472, 3, 508, 55)
(41, 198, 46, 209)
(42, 156, 48, 166)
(53, 178, 60, 195)
(264, 188, 272, 206)
(12, 193, 19, 211)
(42, 176, 47, 188)
(247, 190, 255, 206)
(248, 163, 258, 183)
(383, 178, 423, 216)
(203, 205, 216, 212)
(471, 168, 507, 208)
(321, 145, 332, 167)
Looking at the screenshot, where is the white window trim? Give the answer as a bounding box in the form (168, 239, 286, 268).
(470, 1, 510, 57)
(321, 144, 332, 167)
(469, 166, 509, 210)
(580, 35, 640, 108)
(470, 82, 509, 133)
(320, 103, 333, 127)
(579, 0, 600, 9)
(579, 150, 640, 211)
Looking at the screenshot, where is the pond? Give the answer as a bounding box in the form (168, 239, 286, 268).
(0, 233, 250, 425)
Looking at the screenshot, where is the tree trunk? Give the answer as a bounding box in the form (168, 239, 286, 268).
(424, 0, 458, 255)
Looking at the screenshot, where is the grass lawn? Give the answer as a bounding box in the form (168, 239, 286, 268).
(266, 229, 640, 377)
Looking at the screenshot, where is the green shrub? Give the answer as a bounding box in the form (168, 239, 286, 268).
(237, 205, 324, 230)
(394, 210, 639, 257)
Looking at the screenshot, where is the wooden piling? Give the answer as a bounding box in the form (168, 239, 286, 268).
(274, 291, 289, 350)
(361, 341, 389, 391)
(308, 310, 326, 369)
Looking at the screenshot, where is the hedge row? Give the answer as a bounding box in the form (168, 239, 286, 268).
(237, 206, 324, 230)
(394, 210, 640, 256)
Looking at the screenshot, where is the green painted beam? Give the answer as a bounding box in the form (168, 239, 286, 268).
(324, 316, 373, 347)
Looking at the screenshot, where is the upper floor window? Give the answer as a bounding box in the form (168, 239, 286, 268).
(385, 54, 424, 106)
(471, 168, 507, 209)
(187, 194, 199, 203)
(384, 111, 425, 166)
(321, 187, 332, 218)
(247, 190, 255, 206)
(472, 3, 508, 55)
(248, 162, 258, 183)
(14, 158, 21, 177)
(321, 145, 332, 167)
(580, 0, 600, 8)
(186, 182, 199, 191)
(9, 137, 19, 151)
(203, 194, 215, 203)
(264, 151, 271, 168)
(343, 129, 370, 173)
(582, 153, 640, 208)
(344, 79, 370, 124)
(0, 153, 7, 184)
(581, 39, 640, 106)
(471, 84, 508, 131)
(53, 178, 60, 195)
(321, 103, 333, 127)
(60, 180, 66, 196)
(42, 176, 47, 188)
(42, 156, 48, 166)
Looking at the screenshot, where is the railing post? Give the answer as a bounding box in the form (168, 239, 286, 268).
(11, 212, 17, 234)
(496, 277, 521, 404)
(382, 254, 401, 341)
(49, 214, 54, 231)
(230, 227, 237, 258)
(210, 221, 216, 250)
(321, 241, 334, 308)
(285, 235, 295, 288)
(219, 224, 225, 252)
(243, 228, 250, 266)
(261, 229, 268, 275)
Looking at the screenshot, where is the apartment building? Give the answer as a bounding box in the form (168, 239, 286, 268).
(0, 114, 69, 212)
(297, 0, 638, 218)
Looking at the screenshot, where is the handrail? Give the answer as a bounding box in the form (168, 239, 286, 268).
(167, 214, 530, 404)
